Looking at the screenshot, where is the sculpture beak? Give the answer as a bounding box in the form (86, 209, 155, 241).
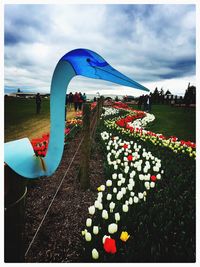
(93, 64, 150, 92)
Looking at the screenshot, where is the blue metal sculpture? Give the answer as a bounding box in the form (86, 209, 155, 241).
(4, 48, 149, 179)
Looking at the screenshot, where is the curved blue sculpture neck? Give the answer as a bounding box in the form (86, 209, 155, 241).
(44, 60, 76, 175)
(4, 61, 76, 178)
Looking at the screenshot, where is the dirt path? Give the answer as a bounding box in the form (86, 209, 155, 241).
(5, 111, 77, 142)
(24, 134, 105, 262)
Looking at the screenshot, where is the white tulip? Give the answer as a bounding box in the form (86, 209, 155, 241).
(139, 174, 144, 180)
(157, 174, 161, 180)
(144, 181, 150, 190)
(129, 178, 135, 185)
(118, 173, 123, 179)
(88, 205, 95, 215)
(150, 181, 155, 188)
(137, 165, 141, 172)
(117, 180, 122, 187)
(93, 226, 99, 235)
(122, 204, 129, 212)
(85, 232, 92, 242)
(102, 210, 108, 220)
(115, 212, 120, 222)
(130, 192, 135, 197)
(98, 192, 103, 198)
(114, 164, 118, 170)
(109, 202, 115, 211)
(138, 192, 144, 199)
(106, 180, 112, 187)
(128, 184, 133, 191)
(130, 171, 136, 178)
(143, 167, 148, 173)
(153, 166, 159, 172)
(124, 166, 129, 173)
(98, 203, 103, 210)
(92, 248, 99, 260)
(106, 193, 112, 201)
(86, 218, 92, 227)
(121, 187, 126, 194)
(113, 187, 117, 193)
(112, 173, 117, 180)
(94, 200, 100, 208)
(134, 196, 139, 203)
(116, 191, 123, 200)
(108, 223, 118, 234)
(129, 197, 133, 205)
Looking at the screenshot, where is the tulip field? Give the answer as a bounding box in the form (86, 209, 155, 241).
(81, 102, 195, 262)
(5, 98, 196, 262)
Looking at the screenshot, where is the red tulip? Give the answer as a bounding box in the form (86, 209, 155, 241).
(103, 237, 117, 254)
(127, 155, 133, 161)
(151, 175, 157, 182)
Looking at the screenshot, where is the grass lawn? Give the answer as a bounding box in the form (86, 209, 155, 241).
(129, 104, 196, 142)
(148, 104, 196, 142)
(4, 97, 76, 142)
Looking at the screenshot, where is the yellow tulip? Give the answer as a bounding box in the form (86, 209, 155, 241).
(120, 231, 130, 242)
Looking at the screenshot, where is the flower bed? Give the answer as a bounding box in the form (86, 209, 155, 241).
(102, 105, 195, 159)
(82, 132, 163, 261)
(82, 102, 195, 262)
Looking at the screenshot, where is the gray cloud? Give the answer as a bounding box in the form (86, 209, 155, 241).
(4, 4, 196, 96)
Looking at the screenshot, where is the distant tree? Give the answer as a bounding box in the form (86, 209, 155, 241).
(165, 90, 171, 95)
(115, 96, 119, 102)
(159, 88, 164, 104)
(152, 87, 160, 104)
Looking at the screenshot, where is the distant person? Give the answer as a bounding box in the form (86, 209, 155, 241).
(147, 95, 152, 112)
(138, 95, 143, 110)
(82, 93, 87, 103)
(78, 92, 83, 111)
(36, 93, 41, 114)
(94, 97, 97, 102)
(73, 92, 79, 111)
(68, 92, 74, 111)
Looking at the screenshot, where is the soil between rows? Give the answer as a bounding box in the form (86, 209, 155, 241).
(24, 134, 105, 262)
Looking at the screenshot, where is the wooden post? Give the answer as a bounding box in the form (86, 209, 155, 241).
(4, 165, 27, 262)
(96, 96, 104, 124)
(79, 103, 91, 190)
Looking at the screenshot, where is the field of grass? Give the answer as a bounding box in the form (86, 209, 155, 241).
(5, 98, 196, 143)
(131, 104, 196, 142)
(4, 97, 76, 142)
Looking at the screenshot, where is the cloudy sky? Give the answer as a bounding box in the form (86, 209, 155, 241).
(4, 4, 196, 97)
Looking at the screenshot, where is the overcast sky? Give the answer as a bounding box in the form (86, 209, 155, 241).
(4, 4, 196, 97)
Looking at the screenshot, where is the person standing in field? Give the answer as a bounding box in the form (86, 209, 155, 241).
(78, 92, 83, 111)
(68, 92, 74, 111)
(73, 92, 79, 112)
(36, 93, 41, 114)
(82, 93, 87, 103)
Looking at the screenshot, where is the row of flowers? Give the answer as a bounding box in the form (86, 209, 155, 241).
(101, 105, 195, 159)
(31, 119, 82, 157)
(101, 107, 120, 117)
(82, 131, 163, 260)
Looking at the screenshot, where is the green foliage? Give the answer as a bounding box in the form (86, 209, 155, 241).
(130, 104, 196, 142)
